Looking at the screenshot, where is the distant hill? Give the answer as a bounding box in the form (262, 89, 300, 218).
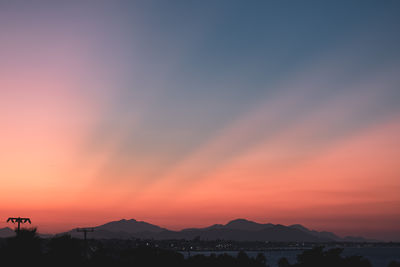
(61, 218, 374, 242)
(64, 219, 168, 239)
(96, 219, 167, 233)
(0, 227, 52, 239)
(225, 219, 274, 231)
(0, 227, 15, 238)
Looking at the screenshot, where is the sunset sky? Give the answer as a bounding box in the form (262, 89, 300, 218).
(0, 1, 399, 241)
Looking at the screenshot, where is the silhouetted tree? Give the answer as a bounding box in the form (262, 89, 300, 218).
(388, 261, 400, 267)
(0, 234, 382, 267)
(278, 257, 290, 267)
(256, 252, 267, 265)
(1, 228, 42, 266)
(45, 234, 85, 266)
(289, 246, 371, 267)
(237, 250, 250, 265)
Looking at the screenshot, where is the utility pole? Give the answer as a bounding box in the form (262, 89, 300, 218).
(7, 217, 31, 235)
(76, 227, 94, 242)
(76, 227, 94, 258)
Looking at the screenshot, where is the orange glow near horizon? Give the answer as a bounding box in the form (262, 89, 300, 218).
(1, 106, 399, 239)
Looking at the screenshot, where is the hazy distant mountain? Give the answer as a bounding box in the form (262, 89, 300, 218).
(96, 219, 167, 233)
(289, 224, 341, 241)
(0, 227, 15, 238)
(155, 223, 332, 242)
(64, 219, 168, 239)
(288, 224, 375, 242)
(342, 235, 378, 242)
(61, 218, 373, 242)
(225, 219, 274, 231)
(0, 227, 52, 239)
(181, 219, 273, 232)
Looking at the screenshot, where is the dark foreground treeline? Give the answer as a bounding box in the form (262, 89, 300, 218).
(1, 229, 399, 267)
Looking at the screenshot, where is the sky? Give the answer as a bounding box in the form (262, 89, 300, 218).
(0, 0, 399, 241)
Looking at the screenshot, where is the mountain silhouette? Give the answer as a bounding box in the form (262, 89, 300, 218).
(96, 218, 167, 233)
(63, 219, 167, 239)
(225, 218, 274, 231)
(61, 218, 374, 242)
(0, 227, 15, 238)
(289, 224, 342, 240)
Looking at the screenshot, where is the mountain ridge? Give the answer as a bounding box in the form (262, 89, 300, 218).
(61, 218, 375, 242)
(0, 227, 15, 238)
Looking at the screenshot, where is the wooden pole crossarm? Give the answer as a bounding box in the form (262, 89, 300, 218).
(6, 217, 32, 234)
